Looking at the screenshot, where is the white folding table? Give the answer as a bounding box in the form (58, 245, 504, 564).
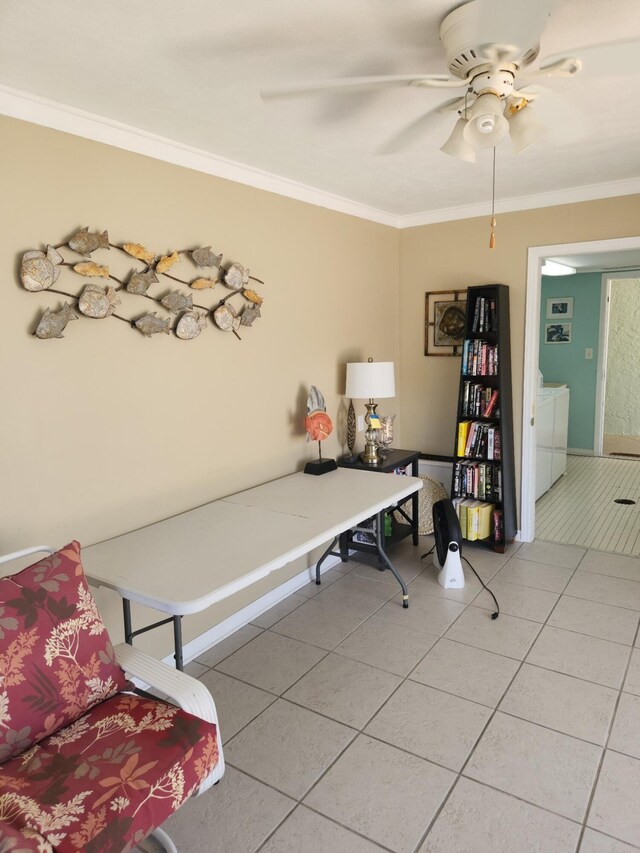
(83, 467, 422, 668)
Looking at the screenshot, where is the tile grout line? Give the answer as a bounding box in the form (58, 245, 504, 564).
(198, 538, 640, 851)
(573, 615, 640, 850)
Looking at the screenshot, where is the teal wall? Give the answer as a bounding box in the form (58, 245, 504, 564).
(539, 273, 601, 450)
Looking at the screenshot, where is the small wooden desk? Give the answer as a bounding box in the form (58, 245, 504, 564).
(83, 468, 422, 669)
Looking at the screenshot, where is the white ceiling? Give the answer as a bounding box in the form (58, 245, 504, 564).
(1, 0, 640, 220)
(548, 250, 640, 271)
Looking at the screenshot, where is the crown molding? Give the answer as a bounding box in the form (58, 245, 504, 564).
(1, 83, 638, 230)
(0, 84, 401, 228)
(399, 177, 640, 229)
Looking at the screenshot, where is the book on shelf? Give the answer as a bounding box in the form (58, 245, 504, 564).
(492, 509, 504, 544)
(484, 389, 499, 417)
(454, 498, 495, 541)
(462, 339, 498, 376)
(477, 503, 495, 540)
(471, 296, 498, 333)
(457, 420, 471, 457)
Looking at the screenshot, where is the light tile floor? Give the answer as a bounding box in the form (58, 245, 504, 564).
(536, 455, 640, 556)
(158, 537, 640, 852)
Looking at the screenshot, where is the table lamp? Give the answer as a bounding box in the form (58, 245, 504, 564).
(345, 357, 396, 464)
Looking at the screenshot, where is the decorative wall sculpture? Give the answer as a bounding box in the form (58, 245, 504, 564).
(20, 228, 264, 341)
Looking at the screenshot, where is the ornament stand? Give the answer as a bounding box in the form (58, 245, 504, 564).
(304, 440, 337, 475)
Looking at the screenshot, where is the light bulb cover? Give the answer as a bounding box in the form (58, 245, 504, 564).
(440, 118, 476, 162)
(508, 102, 547, 154)
(463, 93, 509, 148)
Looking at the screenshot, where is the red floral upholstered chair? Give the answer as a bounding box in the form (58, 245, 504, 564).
(0, 542, 224, 853)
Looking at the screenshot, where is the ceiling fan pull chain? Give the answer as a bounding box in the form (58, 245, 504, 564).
(489, 146, 497, 249)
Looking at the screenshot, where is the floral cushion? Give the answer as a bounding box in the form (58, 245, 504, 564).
(0, 693, 219, 853)
(0, 820, 52, 852)
(0, 542, 127, 764)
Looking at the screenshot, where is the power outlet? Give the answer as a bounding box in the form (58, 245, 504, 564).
(357, 415, 365, 432)
(585, 348, 593, 360)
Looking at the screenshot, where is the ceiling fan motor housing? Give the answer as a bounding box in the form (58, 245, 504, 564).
(439, 0, 539, 79)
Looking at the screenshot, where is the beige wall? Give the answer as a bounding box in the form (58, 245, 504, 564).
(399, 194, 640, 521)
(4, 114, 640, 657)
(0, 116, 400, 655)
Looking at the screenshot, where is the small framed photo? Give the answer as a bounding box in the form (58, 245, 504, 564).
(545, 322, 572, 344)
(546, 297, 573, 319)
(425, 289, 467, 356)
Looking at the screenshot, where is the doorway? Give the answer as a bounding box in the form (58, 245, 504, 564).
(521, 236, 640, 545)
(596, 274, 640, 458)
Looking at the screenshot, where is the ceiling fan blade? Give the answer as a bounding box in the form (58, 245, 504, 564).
(539, 38, 640, 79)
(378, 97, 465, 154)
(472, 0, 557, 56)
(261, 74, 464, 99)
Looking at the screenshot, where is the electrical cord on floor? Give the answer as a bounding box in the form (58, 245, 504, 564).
(420, 545, 500, 619)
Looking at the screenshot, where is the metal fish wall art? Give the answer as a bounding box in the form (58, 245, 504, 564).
(224, 262, 250, 291)
(78, 284, 120, 319)
(213, 303, 241, 332)
(156, 251, 180, 274)
(243, 289, 263, 305)
(161, 290, 193, 314)
(21, 246, 64, 291)
(175, 310, 207, 340)
(191, 247, 223, 268)
(68, 227, 110, 255)
(35, 303, 78, 339)
(241, 304, 261, 326)
(73, 261, 109, 279)
(123, 243, 156, 264)
(135, 312, 171, 337)
(190, 277, 217, 290)
(21, 229, 264, 342)
(127, 269, 159, 294)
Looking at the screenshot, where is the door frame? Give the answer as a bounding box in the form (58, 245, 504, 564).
(521, 236, 640, 543)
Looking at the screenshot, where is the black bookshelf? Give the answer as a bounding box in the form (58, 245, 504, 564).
(451, 284, 517, 552)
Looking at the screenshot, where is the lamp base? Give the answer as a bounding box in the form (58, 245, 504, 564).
(360, 445, 382, 465)
(304, 458, 338, 476)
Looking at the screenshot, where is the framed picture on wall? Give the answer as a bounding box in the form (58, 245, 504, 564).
(545, 322, 572, 344)
(546, 297, 573, 319)
(425, 289, 467, 356)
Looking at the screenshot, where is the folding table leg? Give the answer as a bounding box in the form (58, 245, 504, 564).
(315, 535, 340, 584)
(121, 598, 185, 670)
(375, 511, 409, 608)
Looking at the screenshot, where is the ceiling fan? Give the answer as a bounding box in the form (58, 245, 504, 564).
(261, 0, 640, 162)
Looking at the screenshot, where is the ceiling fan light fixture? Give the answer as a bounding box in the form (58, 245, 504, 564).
(508, 102, 547, 154)
(440, 118, 476, 162)
(463, 93, 509, 148)
(542, 260, 576, 276)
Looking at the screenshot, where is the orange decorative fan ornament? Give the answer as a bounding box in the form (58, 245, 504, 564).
(304, 386, 337, 475)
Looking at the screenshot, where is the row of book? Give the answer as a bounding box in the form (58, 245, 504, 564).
(452, 498, 504, 544)
(462, 339, 499, 376)
(453, 460, 502, 502)
(460, 383, 499, 419)
(452, 499, 493, 541)
(471, 296, 498, 333)
(456, 421, 502, 460)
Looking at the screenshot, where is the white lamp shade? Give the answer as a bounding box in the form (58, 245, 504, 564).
(346, 361, 395, 399)
(508, 103, 547, 154)
(440, 118, 476, 163)
(463, 93, 509, 149)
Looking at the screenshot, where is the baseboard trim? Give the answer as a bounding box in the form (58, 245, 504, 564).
(160, 551, 346, 668)
(568, 448, 594, 456)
